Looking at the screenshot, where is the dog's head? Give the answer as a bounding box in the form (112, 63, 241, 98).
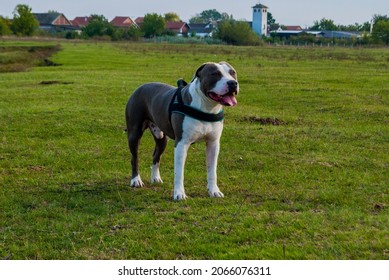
(193, 62, 239, 107)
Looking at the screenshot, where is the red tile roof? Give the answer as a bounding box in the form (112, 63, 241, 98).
(284, 25, 303, 31)
(165, 21, 190, 34)
(110, 16, 136, 27)
(165, 21, 186, 30)
(135, 17, 144, 24)
(71, 16, 91, 27)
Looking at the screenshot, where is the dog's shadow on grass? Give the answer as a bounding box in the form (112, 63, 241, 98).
(55, 178, 177, 213)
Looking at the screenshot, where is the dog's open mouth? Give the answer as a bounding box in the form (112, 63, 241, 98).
(208, 92, 237, 106)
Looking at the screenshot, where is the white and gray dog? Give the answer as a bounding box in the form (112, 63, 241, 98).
(125, 62, 239, 200)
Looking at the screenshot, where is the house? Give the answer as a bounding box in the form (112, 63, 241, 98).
(188, 22, 216, 37)
(165, 21, 190, 36)
(110, 16, 138, 28)
(320, 31, 361, 39)
(273, 25, 304, 36)
(306, 31, 325, 37)
(134, 17, 144, 27)
(33, 13, 75, 32)
(274, 29, 327, 39)
(71, 16, 92, 28)
(280, 25, 303, 31)
(274, 30, 305, 39)
(273, 29, 361, 40)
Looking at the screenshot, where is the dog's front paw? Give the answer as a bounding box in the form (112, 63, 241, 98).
(173, 190, 188, 201)
(209, 191, 224, 198)
(208, 186, 224, 198)
(130, 175, 144, 188)
(174, 194, 188, 201)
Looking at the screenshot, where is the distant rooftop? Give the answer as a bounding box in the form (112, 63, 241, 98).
(252, 3, 268, 9)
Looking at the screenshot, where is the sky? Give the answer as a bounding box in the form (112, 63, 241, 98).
(1, 0, 388, 27)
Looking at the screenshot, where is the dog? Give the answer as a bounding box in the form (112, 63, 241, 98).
(125, 62, 239, 200)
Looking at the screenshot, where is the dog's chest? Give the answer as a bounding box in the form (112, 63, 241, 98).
(181, 117, 223, 144)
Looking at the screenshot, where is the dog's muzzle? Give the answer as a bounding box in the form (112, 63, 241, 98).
(207, 80, 238, 107)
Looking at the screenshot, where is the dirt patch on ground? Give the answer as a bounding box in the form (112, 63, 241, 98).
(40, 80, 73, 85)
(243, 116, 286, 126)
(0, 45, 61, 73)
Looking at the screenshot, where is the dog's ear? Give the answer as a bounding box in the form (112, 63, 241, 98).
(196, 63, 207, 77)
(191, 63, 207, 82)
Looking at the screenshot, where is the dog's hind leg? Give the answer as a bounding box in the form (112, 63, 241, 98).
(127, 124, 145, 187)
(151, 134, 168, 184)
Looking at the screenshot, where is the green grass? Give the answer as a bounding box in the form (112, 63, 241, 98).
(0, 41, 388, 259)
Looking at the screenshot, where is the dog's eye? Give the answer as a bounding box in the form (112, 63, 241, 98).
(229, 70, 236, 77)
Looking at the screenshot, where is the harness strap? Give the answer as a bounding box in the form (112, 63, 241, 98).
(169, 80, 224, 123)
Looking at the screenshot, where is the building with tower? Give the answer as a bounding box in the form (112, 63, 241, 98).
(252, 2, 268, 36)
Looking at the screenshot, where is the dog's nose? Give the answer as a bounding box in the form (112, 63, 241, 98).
(227, 80, 238, 93)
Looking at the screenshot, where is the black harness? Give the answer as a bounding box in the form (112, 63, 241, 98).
(169, 79, 224, 123)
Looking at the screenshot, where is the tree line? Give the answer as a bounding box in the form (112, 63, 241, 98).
(308, 16, 389, 45)
(1, 4, 388, 46)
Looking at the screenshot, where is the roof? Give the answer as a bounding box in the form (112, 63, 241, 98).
(320, 30, 361, 38)
(252, 3, 268, 9)
(306, 31, 324, 35)
(110, 16, 136, 27)
(188, 23, 215, 34)
(33, 13, 72, 26)
(284, 25, 303, 31)
(276, 30, 304, 35)
(71, 16, 91, 27)
(135, 17, 144, 24)
(165, 21, 188, 30)
(33, 13, 61, 25)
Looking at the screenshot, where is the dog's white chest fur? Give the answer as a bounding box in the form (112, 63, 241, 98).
(182, 117, 223, 144)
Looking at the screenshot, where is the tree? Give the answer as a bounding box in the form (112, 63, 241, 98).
(164, 12, 181, 22)
(10, 4, 39, 36)
(338, 22, 367, 32)
(188, 16, 203, 24)
(114, 25, 143, 41)
(82, 14, 114, 38)
(221, 13, 233, 21)
(372, 14, 389, 24)
(267, 12, 281, 31)
(214, 20, 261, 46)
(372, 18, 389, 45)
(0, 17, 12, 36)
(267, 12, 276, 26)
(311, 18, 338, 31)
(189, 9, 228, 23)
(141, 13, 165, 38)
(200, 9, 222, 22)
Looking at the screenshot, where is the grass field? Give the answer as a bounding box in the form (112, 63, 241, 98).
(0, 40, 388, 260)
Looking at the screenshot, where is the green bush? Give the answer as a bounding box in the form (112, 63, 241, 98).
(214, 20, 262, 46)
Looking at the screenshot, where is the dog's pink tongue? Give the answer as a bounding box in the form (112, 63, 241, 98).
(222, 94, 237, 106)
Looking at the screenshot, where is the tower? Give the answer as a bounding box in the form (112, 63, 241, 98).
(252, 2, 268, 36)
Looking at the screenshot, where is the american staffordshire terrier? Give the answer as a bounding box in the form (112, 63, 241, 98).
(125, 62, 239, 200)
